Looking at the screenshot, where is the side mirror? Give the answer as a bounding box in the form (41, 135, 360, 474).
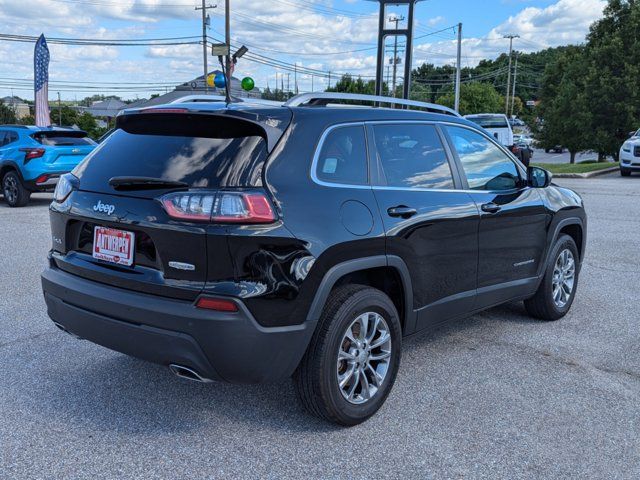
(528, 166, 552, 188)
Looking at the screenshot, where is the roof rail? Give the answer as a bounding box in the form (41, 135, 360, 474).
(0, 124, 29, 128)
(169, 95, 234, 104)
(284, 92, 461, 117)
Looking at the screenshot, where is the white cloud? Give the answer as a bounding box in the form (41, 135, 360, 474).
(413, 0, 606, 67)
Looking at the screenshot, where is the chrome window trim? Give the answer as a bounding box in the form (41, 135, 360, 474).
(310, 120, 528, 194)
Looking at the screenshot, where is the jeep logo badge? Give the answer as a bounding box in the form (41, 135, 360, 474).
(93, 200, 115, 215)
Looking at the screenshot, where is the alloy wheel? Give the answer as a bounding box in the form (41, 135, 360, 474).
(3, 176, 18, 205)
(552, 248, 575, 308)
(336, 311, 392, 405)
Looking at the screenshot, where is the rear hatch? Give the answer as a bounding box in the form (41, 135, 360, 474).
(32, 130, 95, 169)
(52, 107, 291, 300)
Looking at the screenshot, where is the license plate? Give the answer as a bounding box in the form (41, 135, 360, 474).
(92, 226, 135, 266)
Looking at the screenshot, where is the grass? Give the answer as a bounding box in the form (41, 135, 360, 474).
(531, 160, 618, 174)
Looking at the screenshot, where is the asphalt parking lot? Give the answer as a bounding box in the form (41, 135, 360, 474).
(1, 174, 639, 479)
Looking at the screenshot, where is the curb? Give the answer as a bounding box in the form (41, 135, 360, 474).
(553, 166, 619, 179)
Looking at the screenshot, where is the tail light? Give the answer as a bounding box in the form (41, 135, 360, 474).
(160, 191, 276, 223)
(19, 148, 45, 164)
(53, 173, 78, 202)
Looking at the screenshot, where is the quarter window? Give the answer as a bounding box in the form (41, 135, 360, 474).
(316, 125, 368, 185)
(372, 124, 454, 189)
(445, 126, 520, 191)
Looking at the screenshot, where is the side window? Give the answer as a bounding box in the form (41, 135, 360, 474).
(315, 125, 368, 185)
(5, 131, 18, 146)
(445, 125, 521, 191)
(372, 123, 454, 189)
(0, 131, 6, 147)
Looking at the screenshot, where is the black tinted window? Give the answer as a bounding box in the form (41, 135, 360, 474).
(373, 123, 453, 189)
(73, 129, 267, 189)
(316, 125, 368, 185)
(6, 131, 18, 144)
(446, 126, 520, 191)
(34, 134, 95, 146)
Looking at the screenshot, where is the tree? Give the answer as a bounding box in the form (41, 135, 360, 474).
(0, 103, 17, 124)
(435, 82, 504, 115)
(326, 74, 375, 95)
(537, 46, 592, 163)
(582, 0, 640, 160)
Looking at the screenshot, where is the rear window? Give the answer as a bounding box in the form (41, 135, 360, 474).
(466, 116, 509, 129)
(73, 128, 267, 189)
(33, 133, 96, 146)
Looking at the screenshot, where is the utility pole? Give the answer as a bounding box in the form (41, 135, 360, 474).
(224, 0, 231, 103)
(294, 63, 298, 94)
(454, 22, 462, 112)
(328, 71, 331, 89)
(503, 33, 519, 116)
(311, 74, 314, 92)
(286, 73, 291, 94)
(510, 53, 519, 118)
(389, 15, 404, 98)
(195, 1, 216, 93)
(57, 91, 61, 126)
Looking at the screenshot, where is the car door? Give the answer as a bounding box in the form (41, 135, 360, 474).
(368, 122, 480, 333)
(442, 124, 549, 309)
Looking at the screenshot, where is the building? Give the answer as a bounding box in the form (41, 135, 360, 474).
(1, 96, 31, 119)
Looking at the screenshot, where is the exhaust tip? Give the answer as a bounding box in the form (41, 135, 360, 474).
(169, 364, 212, 383)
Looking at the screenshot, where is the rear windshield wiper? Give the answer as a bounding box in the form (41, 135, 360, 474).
(109, 176, 189, 191)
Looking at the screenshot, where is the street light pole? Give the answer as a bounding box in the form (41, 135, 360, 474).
(454, 22, 462, 112)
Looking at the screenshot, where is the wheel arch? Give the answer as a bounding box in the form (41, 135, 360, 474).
(305, 255, 415, 335)
(540, 217, 585, 278)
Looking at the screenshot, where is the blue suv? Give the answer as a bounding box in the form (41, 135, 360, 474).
(0, 125, 96, 207)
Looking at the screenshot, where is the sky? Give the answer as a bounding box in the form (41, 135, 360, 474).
(0, 0, 607, 101)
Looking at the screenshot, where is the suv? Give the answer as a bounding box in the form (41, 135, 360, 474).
(619, 128, 640, 176)
(41, 93, 586, 426)
(0, 125, 96, 207)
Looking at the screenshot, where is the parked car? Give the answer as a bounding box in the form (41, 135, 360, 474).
(0, 125, 96, 207)
(41, 93, 586, 426)
(515, 141, 534, 166)
(619, 131, 640, 176)
(464, 113, 530, 164)
(513, 134, 534, 147)
(464, 113, 514, 147)
(544, 145, 564, 154)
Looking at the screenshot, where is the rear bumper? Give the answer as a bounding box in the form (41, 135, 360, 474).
(24, 172, 65, 192)
(41, 264, 315, 383)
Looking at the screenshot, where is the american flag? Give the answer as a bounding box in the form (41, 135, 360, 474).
(34, 34, 51, 127)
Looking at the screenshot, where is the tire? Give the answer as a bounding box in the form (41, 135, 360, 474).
(524, 234, 579, 321)
(544, 149, 550, 153)
(620, 168, 631, 177)
(2, 171, 31, 207)
(293, 284, 402, 426)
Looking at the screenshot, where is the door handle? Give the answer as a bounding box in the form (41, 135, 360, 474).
(481, 202, 501, 214)
(387, 206, 417, 218)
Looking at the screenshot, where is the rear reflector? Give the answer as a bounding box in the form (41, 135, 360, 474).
(35, 174, 50, 185)
(196, 297, 239, 312)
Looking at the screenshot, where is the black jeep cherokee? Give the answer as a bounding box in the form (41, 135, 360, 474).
(41, 93, 586, 426)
